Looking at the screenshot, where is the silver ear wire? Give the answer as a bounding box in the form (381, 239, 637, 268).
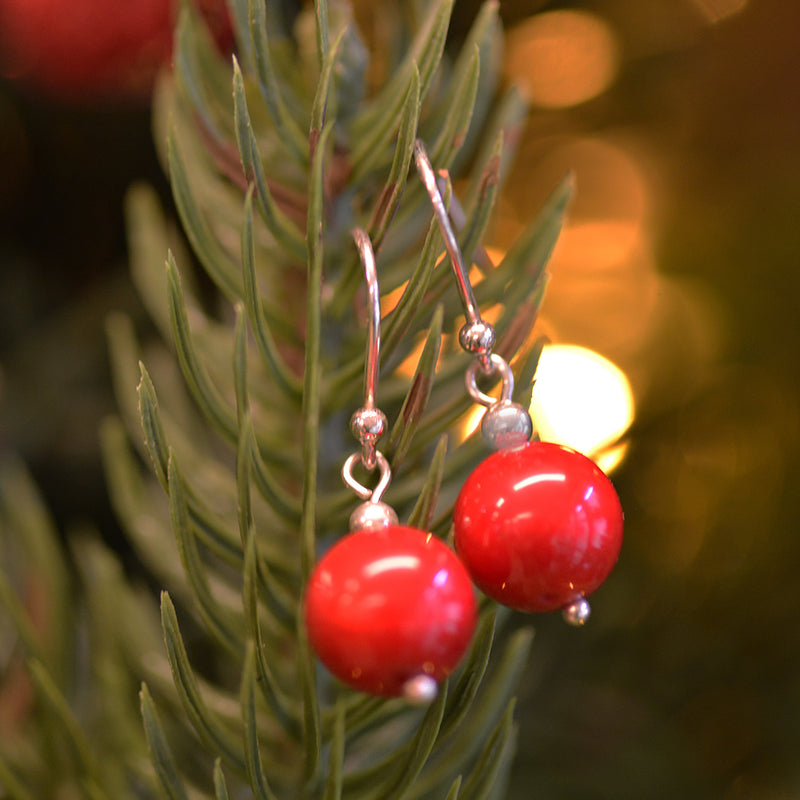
(344, 228, 397, 530)
(413, 139, 533, 451)
(436, 172, 497, 274)
(349, 227, 388, 471)
(412, 140, 496, 373)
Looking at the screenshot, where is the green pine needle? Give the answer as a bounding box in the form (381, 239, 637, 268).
(141, 683, 191, 800)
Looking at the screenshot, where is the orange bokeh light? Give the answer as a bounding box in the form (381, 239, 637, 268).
(504, 10, 620, 108)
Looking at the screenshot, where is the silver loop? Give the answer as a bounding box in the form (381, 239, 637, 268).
(342, 451, 393, 504)
(465, 354, 515, 408)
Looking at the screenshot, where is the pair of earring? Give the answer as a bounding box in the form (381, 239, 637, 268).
(304, 142, 624, 702)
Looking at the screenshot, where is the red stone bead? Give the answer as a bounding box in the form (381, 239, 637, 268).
(453, 441, 623, 614)
(304, 526, 476, 697)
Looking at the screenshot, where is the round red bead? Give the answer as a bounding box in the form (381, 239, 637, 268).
(304, 526, 476, 697)
(453, 441, 623, 614)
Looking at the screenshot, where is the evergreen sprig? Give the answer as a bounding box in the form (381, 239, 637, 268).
(0, 1, 570, 797)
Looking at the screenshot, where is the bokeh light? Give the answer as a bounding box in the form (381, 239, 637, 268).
(511, 136, 650, 267)
(529, 343, 634, 472)
(503, 10, 620, 108)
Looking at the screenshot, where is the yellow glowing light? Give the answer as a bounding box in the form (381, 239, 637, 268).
(504, 10, 620, 108)
(529, 344, 634, 471)
(593, 441, 629, 476)
(458, 404, 485, 443)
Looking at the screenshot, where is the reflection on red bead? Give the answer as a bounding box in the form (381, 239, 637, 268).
(304, 526, 476, 697)
(453, 441, 623, 614)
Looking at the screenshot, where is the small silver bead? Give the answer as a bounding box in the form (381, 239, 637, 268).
(458, 320, 496, 357)
(563, 596, 591, 626)
(350, 407, 387, 444)
(349, 501, 399, 532)
(402, 674, 438, 705)
(481, 401, 533, 450)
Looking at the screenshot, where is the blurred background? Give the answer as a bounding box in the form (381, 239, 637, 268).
(1, 0, 799, 797)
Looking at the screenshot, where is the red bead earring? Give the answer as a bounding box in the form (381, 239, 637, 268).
(414, 141, 623, 625)
(303, 228, 476, 701)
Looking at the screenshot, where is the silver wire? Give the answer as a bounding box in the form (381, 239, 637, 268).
(352, 226, 381, 415)
(350, 227, 387, 470)
(342, 452, 393, 504)
(414, 140, 533, 451)
(413, 140, 483, 330)
(465, 354, 515, 408)
(436, 172, 497, 274)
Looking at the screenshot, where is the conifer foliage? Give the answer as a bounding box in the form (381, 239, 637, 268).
(0, 1, 570, 797)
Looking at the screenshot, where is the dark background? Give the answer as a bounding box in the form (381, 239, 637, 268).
(1, 1, 799, 797)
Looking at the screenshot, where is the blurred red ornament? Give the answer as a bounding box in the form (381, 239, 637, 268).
(454, 441, 623, 614)
(0, 0, 232, 103)
(304, 526, 477, 698)
(193, 0, 234, 53)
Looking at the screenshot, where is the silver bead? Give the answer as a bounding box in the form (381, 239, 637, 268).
(481, 401, 533, 450)
(402, 674, 438, 705)
(458, 320, 496, 357)
(349, 500, 399, 532)
(563, 596, 592, 626)
(350, 407, 387, 444)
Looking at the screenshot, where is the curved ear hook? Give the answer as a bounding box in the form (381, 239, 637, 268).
(349, 227, 388, 471)
(413, 139, 496, 373)
(344, 227, 399, 532)
(414, 140, 533, 450)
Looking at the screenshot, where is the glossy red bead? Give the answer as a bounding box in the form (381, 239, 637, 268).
(453, 441, 623, 614)
(304, 526, 476, 697)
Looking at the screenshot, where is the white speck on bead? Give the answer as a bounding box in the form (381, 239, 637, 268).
(402, 674, 439, 705)
(563, 596, 592, 626)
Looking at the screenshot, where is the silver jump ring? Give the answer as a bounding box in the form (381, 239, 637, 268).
(342, 451, 393, 504)
(465, 354, 515, 408)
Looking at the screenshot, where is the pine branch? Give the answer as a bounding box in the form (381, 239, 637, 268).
(0, 1, 572, 797)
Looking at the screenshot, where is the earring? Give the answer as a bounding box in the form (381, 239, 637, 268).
(413, 140, 623, 626)
(303, 227, 476, 702)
